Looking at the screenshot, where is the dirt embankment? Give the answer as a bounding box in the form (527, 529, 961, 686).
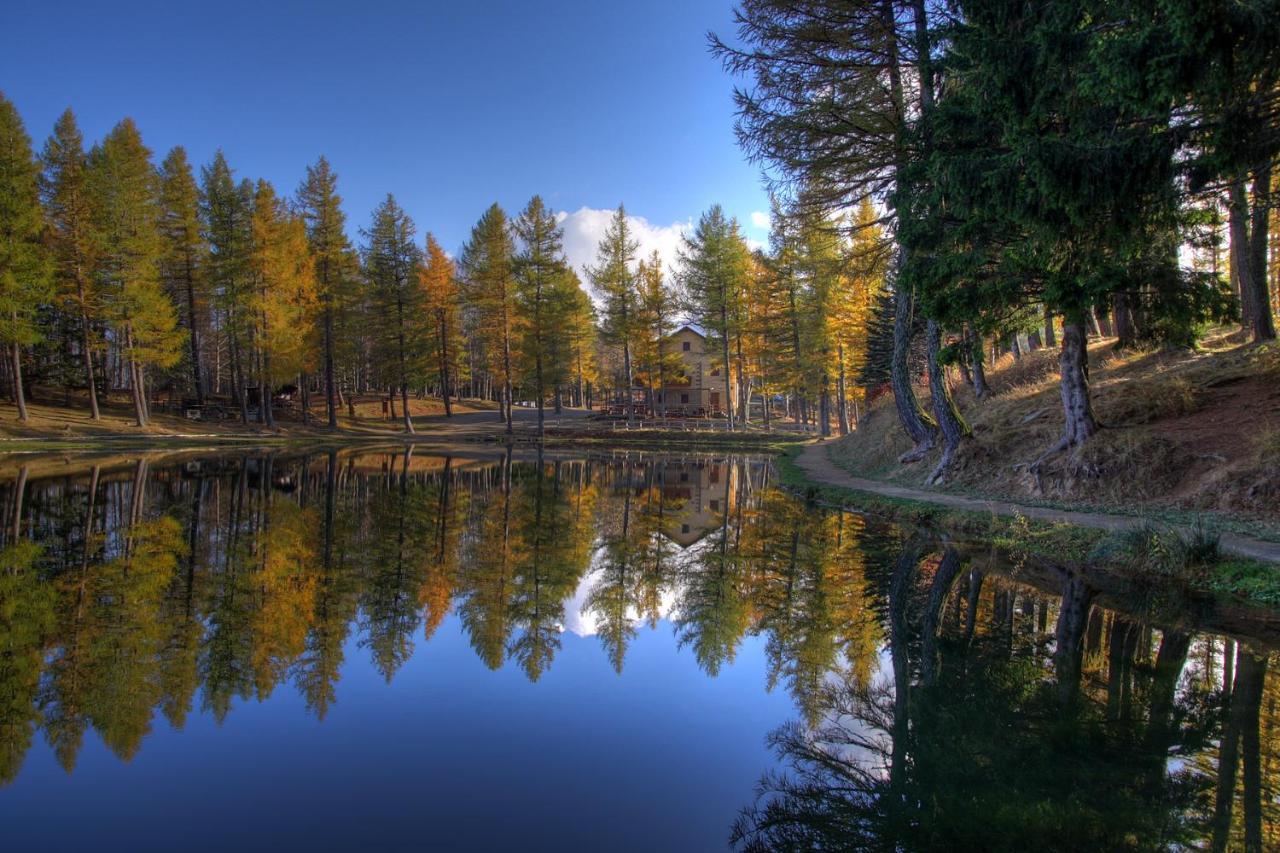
(827, 330, 1280, 538)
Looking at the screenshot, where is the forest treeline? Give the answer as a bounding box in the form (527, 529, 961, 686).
(715, 0, 1280, 482)
(0, 93, 890, 437)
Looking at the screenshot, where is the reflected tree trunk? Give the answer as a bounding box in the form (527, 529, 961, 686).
(1053, 571, 1095, 703)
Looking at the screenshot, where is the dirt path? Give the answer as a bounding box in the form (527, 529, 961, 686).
(796, 442, 1280, 565)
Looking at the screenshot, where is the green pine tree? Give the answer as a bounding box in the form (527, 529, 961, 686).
(361, 193, 423, 433)
(0, 93, 51, 423)
(39, 108, 100, 419)
(512, 195, 569, 437)
(587, 205, 641, 425)
(158, 146, 206, 404)
(88, 119, 183, 426)
(297, 157, 353, 429)
(0, 94, 50, 422)
(459, 203, 517, 434)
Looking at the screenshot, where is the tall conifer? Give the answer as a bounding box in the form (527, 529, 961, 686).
(39, 109, 99, 419)
(0, 93, 51, 423)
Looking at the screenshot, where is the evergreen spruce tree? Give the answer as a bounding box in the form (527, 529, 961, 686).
(88, 119, 183, 426)
(677, 205, 751, 430)
(512, 195, 569, 437)
(587, 205, 641, 425)
(200, 151, 252, 420)
(636, 250, 680, 417)
(158, 146, 206, 404)
(361, 194, 423, 434)
(297, 157, 353, 429)
(0, 93, 51, 423)
(459, 204, 517, 434)
(39, 108, 100, 419)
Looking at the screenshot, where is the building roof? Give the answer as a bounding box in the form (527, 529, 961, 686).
(669, 322, 708, 339)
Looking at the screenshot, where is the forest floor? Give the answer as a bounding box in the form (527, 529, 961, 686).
(821, 327, 1280, 544)
(0, 393, 806, 454)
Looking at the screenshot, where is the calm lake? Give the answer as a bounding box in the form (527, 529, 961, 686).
(0, 446, 1277, 851)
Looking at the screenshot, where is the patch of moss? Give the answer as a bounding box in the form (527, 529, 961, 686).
(1208, 560, 1280, 606)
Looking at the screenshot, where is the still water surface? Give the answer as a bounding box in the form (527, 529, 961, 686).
(0, 447, 1277, 851)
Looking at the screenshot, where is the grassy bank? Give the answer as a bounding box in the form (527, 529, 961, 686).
(776, 444, 1280, 606)
(830, 330, 1280, 542)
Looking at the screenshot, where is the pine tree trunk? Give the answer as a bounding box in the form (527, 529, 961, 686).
(969, 331, 989, 398)
(300, 372, 311, 425)
(735, 333, 748, 425)
(10, 341, 27, 423)
(834, 343, 844, 432)
(721, 323, 734, 431)
(128, 357, 145, 427)
(77, 279, 100, 420)
(185, 255, 203, 405)
(230, 334, 247, 424)
(891, 283, 936, 461)
(1113, 292, 1136, 347)
(623, 339, 635, 428)
(924, 320, 968, 485)
(501, 304, 513, 434)
(1232, 170, 1277, 342)
(1032, 320, 1098, 473)
(1044, 307, 1057, 348)
(261, 347, 275, 428)
(439, 316, 452, 418)
(1095, 308, 1113, 338)
(323, 305, 337, 429)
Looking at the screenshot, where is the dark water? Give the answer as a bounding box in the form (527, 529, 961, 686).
(0, 447, 1277, 851)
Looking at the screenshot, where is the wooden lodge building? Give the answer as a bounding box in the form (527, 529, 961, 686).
(600, 323, 738, 418)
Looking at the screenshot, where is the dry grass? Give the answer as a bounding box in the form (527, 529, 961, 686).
(831, 329, 1280, 529)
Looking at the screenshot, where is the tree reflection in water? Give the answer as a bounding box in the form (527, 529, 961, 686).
(731, 541, 1280, 852)
(0, 448, 1277, 850)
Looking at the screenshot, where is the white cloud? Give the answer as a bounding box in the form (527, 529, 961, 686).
(556, 206, 691, 288)
(749, 210, 770, 231)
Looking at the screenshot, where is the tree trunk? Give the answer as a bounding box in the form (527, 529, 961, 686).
(1094, 307, 1113, 338)
(1032, 320, 1098, 473)
(261, 344, 275, 429)
(323, 305, 337, 428)
(1113, 292, 1136, 348)
(891, 282, 936, 461)
(299, 372, 310, 425)
(818, 372, 831, 437)
(77, 281, 100, 419)
(10, 341, 27, 423)
(185, 256, 203, 405)
(924, 320, 969, 485)
(837, 343, 850, 436)
(1231, 171, 1277, 342)
(230, 334, 248, 424)
(1044, 307, 1057, 348)
(439, 315, 452, 418)
(968, 329, 989, 397)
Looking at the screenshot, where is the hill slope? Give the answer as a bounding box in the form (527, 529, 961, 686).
(828, 330, 1280, 538)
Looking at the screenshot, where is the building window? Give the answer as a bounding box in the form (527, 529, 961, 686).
(710, 367, 720, 376)
(680, 472, 689, 482)
(710, 499, 720, 512)
(681, 393, 689, 404)
(682, 341, 691, 351)
(681, 524, 690, 534)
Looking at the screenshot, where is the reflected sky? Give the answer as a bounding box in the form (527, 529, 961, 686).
(0, 447, 1277, 851)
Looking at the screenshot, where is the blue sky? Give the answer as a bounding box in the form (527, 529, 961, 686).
(1, 0, 770, 273)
